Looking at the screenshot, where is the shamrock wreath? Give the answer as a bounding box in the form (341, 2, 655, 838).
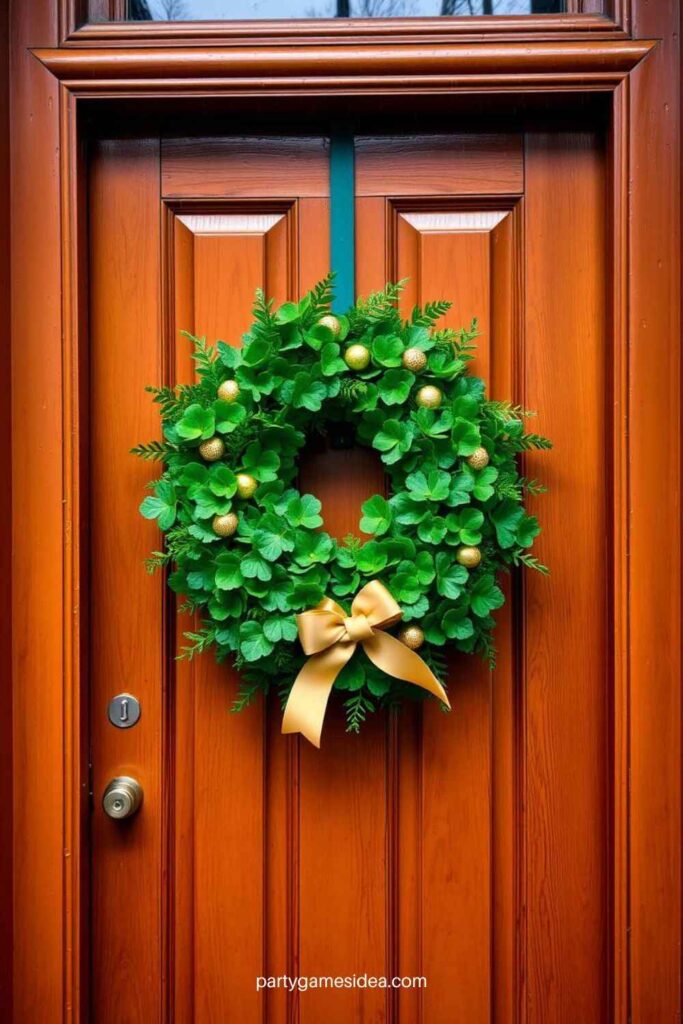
(135, 276, 550, 738)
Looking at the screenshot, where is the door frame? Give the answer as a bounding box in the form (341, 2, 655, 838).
(9, 2, 680, 1020)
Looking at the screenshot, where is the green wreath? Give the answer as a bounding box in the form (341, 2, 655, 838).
(135, 276, 550, 737)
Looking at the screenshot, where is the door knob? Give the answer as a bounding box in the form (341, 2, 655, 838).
(102, 776, 143, 820)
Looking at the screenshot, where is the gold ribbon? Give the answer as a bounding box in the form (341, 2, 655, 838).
(282, 579, 450, 747)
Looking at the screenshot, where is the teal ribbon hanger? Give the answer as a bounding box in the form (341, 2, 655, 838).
(329, 132, 356, 313)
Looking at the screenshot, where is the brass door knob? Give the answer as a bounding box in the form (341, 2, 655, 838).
(102, 776, 143, 820)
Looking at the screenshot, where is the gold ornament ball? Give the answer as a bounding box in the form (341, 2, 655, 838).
(467, 446, 490, 471)
(217, 379, 240, 403)
(318, 314, 342, 338)
(416, 385, 443, 409)
(456, 546, 482, 569)
(236, 473, 258, 499)
(344, 344, 371, 371)
(212, 512, 238, 538)
(402, 347, 428, 372)
(398, 625, 425, 651)
(198, 436, 225, 462)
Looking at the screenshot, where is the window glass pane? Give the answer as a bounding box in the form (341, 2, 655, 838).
(91, 0, 573, 22)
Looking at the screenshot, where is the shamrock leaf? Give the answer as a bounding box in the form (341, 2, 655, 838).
(279, 371, 327, 412)
(445, 508, 484, 546)
(241, 551, 273, 582)
(236, 364, 280, 400)
(490, 498, 525, 548)
(293, 531, 334, 568)
(253, 513, 295, 562)
(208, 590, 244, 622)
(263, 615, 298, 643)
(378, 368, 414, 406)
(406, 469, 450, 502)
(422, 611, 446, 645)
(192, 485, 231, 520)
(388, 570, 422, 605)
(417, 516, 447, 544)
(178, 462, 208, 497)
(415, 550, 436, 585)
(140, 480, 177, 530)
(447, 471, 475, 507)
(469, 465, 498, 501)
(176, 403, 215, 441)
(516, 514, 541, 548)
(428, 348, 462, 378)
(239, 620, 275, 662)
(403, 325, 434, 351)
(415, 407, 454, 437)
(451, 417, 481, 456)
(242, 442, 280, 483)
(371, 334, 404, 367)
(213, 400, 246, 434)
(241, 337, 272, 368)
(469, 573, 505, 618)
(275, 300, 301, 325)
(335, 657, 366, 692)
(435, 552, 468, 599)
(261, 567, 295, 612)
(208, 464, 237, 498)
(278, 492, 324, 529)
(442, 606, 475, 641)
(390, 492, 428, 525)
(372, 419, 415, 465)
(356, 540, 389, 574)
(217, 342, 241, 369)
(359, 495, 392, 536)
(214, 551, 243, 591)
(320, 342, 348, 377)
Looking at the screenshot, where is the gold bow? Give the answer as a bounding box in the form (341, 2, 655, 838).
(282, 579, 450, 747)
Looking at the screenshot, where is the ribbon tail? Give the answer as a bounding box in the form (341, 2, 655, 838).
(362, 632, 451, 709)
(282, 642, 356, 748)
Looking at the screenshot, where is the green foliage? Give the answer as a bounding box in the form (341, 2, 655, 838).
(136, 278, 550, 736)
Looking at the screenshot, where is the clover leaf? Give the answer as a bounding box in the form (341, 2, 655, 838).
(359, 495, 392, 536)
(406, 469, 450, 502)
(214, 400, 246, 434)
(378, 369, 413, 406)
(208, 464, 237, 498)
(451, 417, 481, 456)
(356, 540, 389, 575)
(320, 342, 348, 377)
(239, 621, 275, 662)
(490, 498, 525, 548)
(253, 513, 295, 562)
(279, 371, 327, 412)
(241, 551, 273, 582)
(372, 419, 415, 465)
(372, 334, 404, 367)
(445, 508, 484, 546)
(242, 442, 280, 483)
(176, 403, 215, 441)
(293, 531, 334, 568)
(435, 552, 468, 599)
(442, 605, 475, 641)
(140, 480, 178, 530)
(214, 551, 243, 591)
(263, 615, 298, 643)
(469, 574, 505, 618)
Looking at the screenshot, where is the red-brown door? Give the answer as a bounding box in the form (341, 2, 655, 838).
(89, 128, 608, 1022)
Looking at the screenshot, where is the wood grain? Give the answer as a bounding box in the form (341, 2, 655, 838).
(628, 1, 681, 1018)
(10, 1, 64, 1020)
(523, 132, 608, 1023)
(356, 135, 523, 196)
(89, 137, 164, 1024)
(162, 137, 329, 199)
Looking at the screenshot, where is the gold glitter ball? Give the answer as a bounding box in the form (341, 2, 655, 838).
(318, 314, 341, 338)
(212, 512, 238, 537)
(401, 347, 427, 372)
(416, 385, 443, 409)
(455, 546, 482, 569)
(198, 436, 225, 462)
(217, 379, 240, 403)
(398, 625, 425, 651)
(236, 473, 258, 499)
(344, 344, 371, 371)
(466, 446, 490, 470)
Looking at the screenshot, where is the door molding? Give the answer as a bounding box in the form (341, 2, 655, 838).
(10, 3, 680, 1021)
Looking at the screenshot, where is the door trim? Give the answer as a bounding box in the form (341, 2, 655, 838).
(10, 3, 680, 1021)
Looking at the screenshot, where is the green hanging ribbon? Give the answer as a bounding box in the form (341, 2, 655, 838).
(329, 132, 355, 313)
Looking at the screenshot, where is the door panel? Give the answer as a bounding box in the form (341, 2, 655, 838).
(89, 130, 607, 1023)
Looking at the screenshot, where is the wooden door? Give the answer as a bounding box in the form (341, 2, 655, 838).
(89, 128, 608, 1023)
